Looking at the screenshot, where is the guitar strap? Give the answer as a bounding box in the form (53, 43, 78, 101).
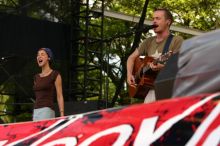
(162, 34, 173, 55)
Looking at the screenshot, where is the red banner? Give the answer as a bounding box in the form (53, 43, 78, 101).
(0, 93, 219, 146)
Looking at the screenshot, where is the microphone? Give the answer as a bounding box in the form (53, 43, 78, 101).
(141, 24, 158, 32)
(1, 55, 16, 61)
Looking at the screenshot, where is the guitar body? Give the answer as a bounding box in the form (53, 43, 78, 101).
(129, 52, 172, 99)
(129, 56, 158, 99)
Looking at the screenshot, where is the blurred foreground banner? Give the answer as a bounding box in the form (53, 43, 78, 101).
(0, 93, 219, 146)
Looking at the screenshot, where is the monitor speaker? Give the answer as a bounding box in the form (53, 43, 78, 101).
(54, 100, 103, 116)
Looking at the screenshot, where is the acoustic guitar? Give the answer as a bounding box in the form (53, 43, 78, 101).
(129, 52, 172, 99)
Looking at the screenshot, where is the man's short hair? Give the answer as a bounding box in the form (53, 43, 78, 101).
(154, 8, 174, 25)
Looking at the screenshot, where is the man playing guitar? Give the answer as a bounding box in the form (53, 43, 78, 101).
(127, 8, 183, 103)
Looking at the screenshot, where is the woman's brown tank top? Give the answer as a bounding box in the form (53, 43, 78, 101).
(33, 70, 59, 110)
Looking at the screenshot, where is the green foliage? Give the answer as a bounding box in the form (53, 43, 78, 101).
(107, 0, 145, 15)
(151, 0, 219, 30)
(106, 0, 219, 31)
(0, 94, 13, 123)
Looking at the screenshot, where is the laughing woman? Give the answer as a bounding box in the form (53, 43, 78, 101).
(33, 48, 64, 121)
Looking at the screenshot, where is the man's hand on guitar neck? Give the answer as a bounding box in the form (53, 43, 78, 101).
(149, 62, 165, 71)
(148, 51, 172, 71)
